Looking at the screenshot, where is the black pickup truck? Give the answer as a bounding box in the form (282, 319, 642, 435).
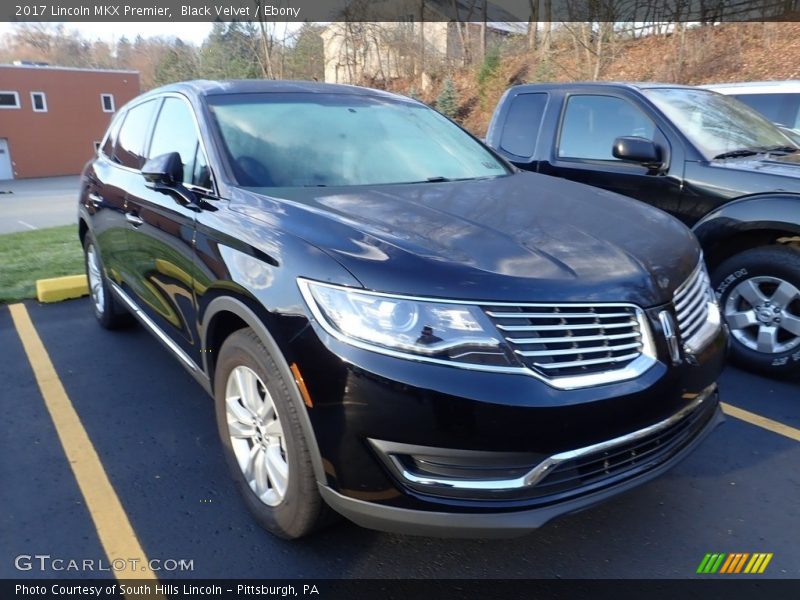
(486, 82, 800, 379)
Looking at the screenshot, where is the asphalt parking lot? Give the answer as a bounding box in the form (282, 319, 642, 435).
(1, 297, 798, 580)
(0, 176, 79, 234)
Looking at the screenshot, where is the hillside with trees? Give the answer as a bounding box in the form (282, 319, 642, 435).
(2, 20, 798, 136)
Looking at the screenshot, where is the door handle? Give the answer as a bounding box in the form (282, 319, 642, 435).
(87, 192, 103, 208)
(125, 213, 144, 227)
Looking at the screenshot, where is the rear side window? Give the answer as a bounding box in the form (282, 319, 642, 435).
(100, 113, 124, 158)
(499, 93, 547, 157)
(113, 100, 157, 169)
(558, 95, 656, 161)
(148, 97, 207, 186)
(733, 93, 800, 129)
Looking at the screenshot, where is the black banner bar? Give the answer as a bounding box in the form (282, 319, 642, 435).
(2, 0, 800, 23)
(3, 579, 800, 600)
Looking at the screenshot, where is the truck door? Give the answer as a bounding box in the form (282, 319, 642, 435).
(541, 93, 684, 216)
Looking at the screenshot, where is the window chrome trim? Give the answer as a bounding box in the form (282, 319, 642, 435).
(297, 278, 657, 390)
(384, 384, 716, 493)
(146, 92, 218, 196)
(100, 91, 219, 197)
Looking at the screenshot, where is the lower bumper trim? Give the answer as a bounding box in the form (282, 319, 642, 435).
(319, 402, 724, 538)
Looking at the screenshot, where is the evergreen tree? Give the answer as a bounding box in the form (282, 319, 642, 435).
(436, 79, 459, 119)
(153, 39, 199, 87)
(200, 22, 260, 80)
(285, 23, 325, 81)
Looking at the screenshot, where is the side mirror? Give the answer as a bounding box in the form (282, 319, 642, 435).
(612, 136, 661, 166)
(142, 152, 183, 187)
(141, 152, 200, 210)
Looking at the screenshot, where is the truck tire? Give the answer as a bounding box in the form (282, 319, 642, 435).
(711, 245, 800, 379)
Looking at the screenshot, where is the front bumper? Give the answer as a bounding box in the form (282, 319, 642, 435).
(319, 392, 724, 537)
(289, 305, 727, 535)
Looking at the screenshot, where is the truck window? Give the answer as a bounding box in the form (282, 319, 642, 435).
(499, 93, 547, 157)
(732, 93, 800, 129)
(558, 95, 656, 161)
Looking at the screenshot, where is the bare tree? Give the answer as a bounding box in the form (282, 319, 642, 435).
(527, 0, 539, 51)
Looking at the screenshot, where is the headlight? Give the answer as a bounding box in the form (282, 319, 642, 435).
(298, 279, 514, 368)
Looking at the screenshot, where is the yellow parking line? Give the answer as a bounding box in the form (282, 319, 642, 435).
(9, 303, 158, 584)
(721, 402, 800, 443)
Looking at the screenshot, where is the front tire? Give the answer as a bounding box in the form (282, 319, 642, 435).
(214, 328, 331, 539)
(711, 245, 800, 379)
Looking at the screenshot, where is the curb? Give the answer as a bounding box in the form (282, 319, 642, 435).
(36, 275, 89, 303)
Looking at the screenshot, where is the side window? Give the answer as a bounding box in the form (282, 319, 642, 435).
(101, 112, 125, 159)
(558, 95, 656, 161)
(733, 93, 800, 129)
(148, 97, 209, 187)
(192, 143, 212, 189)
(113, 100, 157, 169)
(499, 92, 547, 158)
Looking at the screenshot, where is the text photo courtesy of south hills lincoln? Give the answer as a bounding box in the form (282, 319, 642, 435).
(1, 0, 799, 592)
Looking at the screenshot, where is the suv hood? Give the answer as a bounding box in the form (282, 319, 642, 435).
(236, 172, 700, 306)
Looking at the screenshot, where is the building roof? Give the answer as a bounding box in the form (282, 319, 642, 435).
(0, 63, 138, 75)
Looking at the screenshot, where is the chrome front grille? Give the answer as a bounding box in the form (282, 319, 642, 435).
(483, 303, 646, 378)
(673, 263, 713, 346)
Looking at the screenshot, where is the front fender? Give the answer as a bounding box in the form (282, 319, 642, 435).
(692, 194, 800, 251)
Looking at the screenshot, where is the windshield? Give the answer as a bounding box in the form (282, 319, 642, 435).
(643, 88, 797, 159)
(206, 93, 510, 187)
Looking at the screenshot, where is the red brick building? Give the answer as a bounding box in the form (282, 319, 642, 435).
(0, 64, 140, 179)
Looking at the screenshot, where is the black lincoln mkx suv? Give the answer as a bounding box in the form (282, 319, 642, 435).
(78, 80, 727, 539)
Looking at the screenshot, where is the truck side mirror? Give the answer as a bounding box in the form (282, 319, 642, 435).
(612, 136, 661, 166)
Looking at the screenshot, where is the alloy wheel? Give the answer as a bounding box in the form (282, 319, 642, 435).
(724, 275, 800, 354)
(224, 366, 288, 506)
(86, 243, 105, 314)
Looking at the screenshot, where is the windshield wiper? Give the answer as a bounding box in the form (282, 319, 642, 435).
(714, 145, 799, 160)
(713, 149, 759, 160)
(424, 175, 502, 183)
(762, 145, 798, 154)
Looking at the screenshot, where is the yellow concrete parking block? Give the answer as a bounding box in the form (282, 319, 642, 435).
(36, 274, 88, 303)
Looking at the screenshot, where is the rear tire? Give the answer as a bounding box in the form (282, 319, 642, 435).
(711, 245, 800, 379)
(214, 328, 332, 539)
(82, 233, 131, 330)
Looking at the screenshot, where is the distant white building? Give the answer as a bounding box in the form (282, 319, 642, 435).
(321, 0, 518, 87)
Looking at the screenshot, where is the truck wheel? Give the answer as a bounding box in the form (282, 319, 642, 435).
(711, 245, 800, 379)
(214, 328, 332, 539)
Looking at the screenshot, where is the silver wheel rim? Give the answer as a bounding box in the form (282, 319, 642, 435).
(224, 366, 288, 506)
(724, 275, 800, 354)
(86, 243, 105, 314)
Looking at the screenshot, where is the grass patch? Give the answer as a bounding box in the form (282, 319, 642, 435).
(0, 225, 83, 303)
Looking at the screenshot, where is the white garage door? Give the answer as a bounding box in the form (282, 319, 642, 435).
(0, 139, 13, 180)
